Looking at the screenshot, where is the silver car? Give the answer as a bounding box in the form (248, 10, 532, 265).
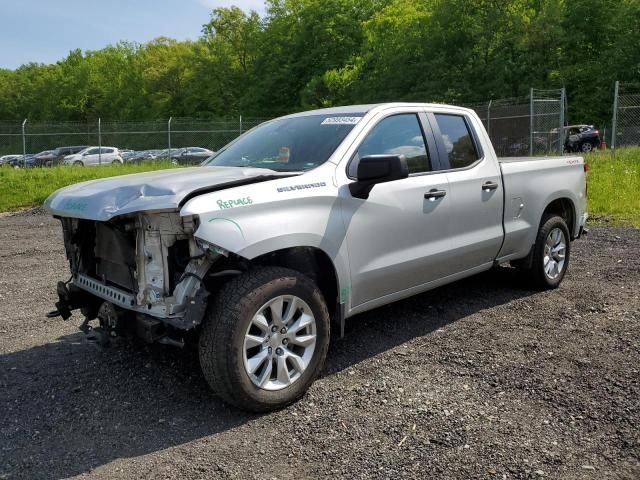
(63, 146, 123, 166)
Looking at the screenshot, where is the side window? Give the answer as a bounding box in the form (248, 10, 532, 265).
(102, 148, 114, 154)
(86, 148, 99, 155)
(349, 114, 430, 177)
(434, 114, 479, 169)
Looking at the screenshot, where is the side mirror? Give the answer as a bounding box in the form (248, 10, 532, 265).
(349, 154, 409, 199)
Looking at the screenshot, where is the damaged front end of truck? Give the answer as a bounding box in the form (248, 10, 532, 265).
(42, 167, 294, 345)
(49, 210, 242, 346)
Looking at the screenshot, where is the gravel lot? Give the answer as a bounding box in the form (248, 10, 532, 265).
(0, 212, 638, 479)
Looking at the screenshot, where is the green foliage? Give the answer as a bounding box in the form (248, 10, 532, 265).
(0, 162, 179, 212)
(0, 0, 638, 127)
(3, 150, 637, 228)
(584, 148, 640, 227)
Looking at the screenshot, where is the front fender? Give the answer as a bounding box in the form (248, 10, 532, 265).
(181, 180, 351, 307)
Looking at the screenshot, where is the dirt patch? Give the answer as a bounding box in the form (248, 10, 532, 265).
(0, 213, 638, 479)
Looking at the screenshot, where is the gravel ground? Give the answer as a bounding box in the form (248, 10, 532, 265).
(0, 212, 638, 480)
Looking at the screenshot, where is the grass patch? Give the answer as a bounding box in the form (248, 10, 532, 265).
(0, 162, 179, 212)
(584, 147, 640, 228)
(0, 150, 638, 228)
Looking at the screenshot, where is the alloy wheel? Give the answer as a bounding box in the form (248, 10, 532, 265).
(243, 295, 317, 391)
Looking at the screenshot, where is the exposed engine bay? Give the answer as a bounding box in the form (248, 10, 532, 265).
(52, 211, 240, 344)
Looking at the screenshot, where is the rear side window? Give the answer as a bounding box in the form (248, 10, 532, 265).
(434, 114, 479, 169)
(86, 148, 99, 155)
(350, 114, 430, 176)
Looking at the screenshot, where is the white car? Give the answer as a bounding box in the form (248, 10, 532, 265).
(63, 147, 123, 166)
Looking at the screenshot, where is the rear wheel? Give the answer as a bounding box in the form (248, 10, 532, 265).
(516, 214, 571, 289)
(580, 141, 594, 152)
(199, 266, 330, 412)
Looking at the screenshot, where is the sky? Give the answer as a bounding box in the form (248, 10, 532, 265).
(0, 0, 266, 69)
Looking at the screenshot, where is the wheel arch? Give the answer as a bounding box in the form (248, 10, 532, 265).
(541, 197, 576, 239)
(251, 246, 340, 322)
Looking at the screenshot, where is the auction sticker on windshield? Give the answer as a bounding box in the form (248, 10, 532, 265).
(321, 117, 362, 125)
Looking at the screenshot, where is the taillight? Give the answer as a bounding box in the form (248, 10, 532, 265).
(584, 163, 589, 172)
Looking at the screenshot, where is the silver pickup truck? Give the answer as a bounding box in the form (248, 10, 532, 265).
(45, 103, 588, 411)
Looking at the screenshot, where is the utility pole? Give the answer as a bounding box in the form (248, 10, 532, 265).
(168, 117, 172, 161)
(611, 81, 619, 151)
(559, 87, 566, 155)
(529, 88, 534, 157)
(21, 119, 27, 168)
(98, 118, 102, 165)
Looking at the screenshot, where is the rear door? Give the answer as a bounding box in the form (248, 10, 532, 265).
(101, 148, 116, 163)
(83, 148, 100, 165)
(428, 111, 504, 273)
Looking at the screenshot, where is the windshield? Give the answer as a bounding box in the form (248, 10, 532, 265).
(204, 114, 362, 172)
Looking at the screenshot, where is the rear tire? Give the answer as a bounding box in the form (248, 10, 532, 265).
(516, 214, 571, 289)
(580, 141, 594, 153)
(199, 266, 330, 412)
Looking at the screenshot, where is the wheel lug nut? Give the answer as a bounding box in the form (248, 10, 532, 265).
(271, 326, 277, 333)
(268, 347, 273, 354)
(280, 327, 287, 334)
(276, 347, 283, 355)
(282, 338, 289, 345)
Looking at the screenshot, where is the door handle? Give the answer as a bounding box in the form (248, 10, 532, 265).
(424, 189, 447, 200)
(482, 181, 499, 191)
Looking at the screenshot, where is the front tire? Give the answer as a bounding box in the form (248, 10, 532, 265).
(199, 266, 330, 412)
(73, 160, 84, 167)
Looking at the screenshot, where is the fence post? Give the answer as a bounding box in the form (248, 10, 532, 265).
(611, 80, 619, 151)
(239, 115, 243, 135)
(98, 118, 102, 165)
(529, 88, 534, 156)
(559, 87, 566, 155)
(21, 119, 27, 167)
(168, 117, 172, 161)
(487, 100, 492, 137)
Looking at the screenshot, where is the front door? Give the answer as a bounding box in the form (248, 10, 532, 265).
(342, 113, 453, 308)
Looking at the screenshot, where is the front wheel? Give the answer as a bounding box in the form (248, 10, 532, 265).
(199, 266, 330, 412)
(73, 160, 84, 167)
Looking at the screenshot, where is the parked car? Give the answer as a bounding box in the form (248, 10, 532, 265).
(45, 103, 588, 412)
(21, 150, 57, 168)
(172, 146, 214, 165)
(0, 154, 23, 166)
(118, 149, 135, 162)
(63, 147, 123, 166)
(564, 125, 601, 152)
(8, 154, 35, 168)
(50, 146, 89, 166)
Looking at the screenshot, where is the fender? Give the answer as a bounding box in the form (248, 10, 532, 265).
(180, 169, 352, 314)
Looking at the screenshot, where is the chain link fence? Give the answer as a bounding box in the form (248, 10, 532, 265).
(0, 117, 267, 166)
(0, 87, 571, 166)
(612, 81, 640, 149)
(459, 88, 565, 157)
